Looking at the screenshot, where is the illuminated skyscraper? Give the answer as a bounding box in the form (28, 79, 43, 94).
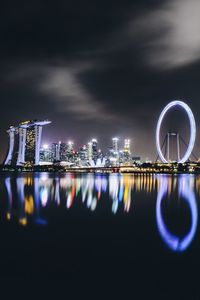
(67, 141, 74, 153)
(123, 139, 131, 165)
(79, 145, 87, 161)
(112, 137, 119, 153)
(17, 125, 27, 165)
(51, 143, 60, 161)
(25, 126, 36, 164)
(87, 142, 92, 161)
(40, 144, 53, 163)
(4, 120, 51, 166)
(4, 126, 18, 165)
(65, 141, 74, 163)
(60, 142, 67, 161)
(48, 141, 75, 163)
(107, 138, 119, 167)
(124, 139, 130, 153)
(92, 138, 98, 162)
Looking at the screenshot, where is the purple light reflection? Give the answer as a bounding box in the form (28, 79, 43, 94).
(156, 175, 198, 252)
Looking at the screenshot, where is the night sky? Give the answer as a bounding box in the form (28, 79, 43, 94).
(1, 0, 200, 162)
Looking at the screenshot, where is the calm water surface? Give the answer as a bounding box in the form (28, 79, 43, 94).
(0, 172, 200, 298)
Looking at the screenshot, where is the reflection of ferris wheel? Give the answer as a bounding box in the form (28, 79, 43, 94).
(156, 101, 196, 163)
(156, 175, 198, 252)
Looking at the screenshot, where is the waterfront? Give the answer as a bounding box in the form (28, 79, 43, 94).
(0, 172, 200, 297)
(2, 161, 200, 174)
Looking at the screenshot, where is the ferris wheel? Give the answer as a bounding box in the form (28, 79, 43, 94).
(156, 100, 196, 163)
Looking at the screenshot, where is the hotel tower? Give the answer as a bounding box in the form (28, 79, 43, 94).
(4, 120, 51, 166)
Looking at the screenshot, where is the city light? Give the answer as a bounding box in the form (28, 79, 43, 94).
(2, 101, 198, 170)
(156, 100, 196, 163)
(156, 175, 198, 252)
(4, 119, 51, 166)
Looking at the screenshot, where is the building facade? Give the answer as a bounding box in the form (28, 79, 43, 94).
(4, 120, 51, 166)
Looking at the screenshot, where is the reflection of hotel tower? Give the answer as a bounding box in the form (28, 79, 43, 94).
(4, 120, 51, 166)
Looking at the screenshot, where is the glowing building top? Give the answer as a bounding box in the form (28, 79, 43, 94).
(19, 120, 51, 127)
(124, 139, 131, 153)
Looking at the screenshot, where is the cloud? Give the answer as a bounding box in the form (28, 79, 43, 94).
(1, 61, 118, 123)
(130, 0, 200, 69)
(39, 64, 117, 121)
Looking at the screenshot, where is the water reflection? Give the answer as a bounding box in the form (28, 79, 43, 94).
(156, 175, 198, 252)
(2, 173, 200, 252)
(4, 173, 157, 225)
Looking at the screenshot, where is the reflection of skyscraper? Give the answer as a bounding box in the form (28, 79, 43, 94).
(4, 120, 51, 166)
(3, 173, 137, 225)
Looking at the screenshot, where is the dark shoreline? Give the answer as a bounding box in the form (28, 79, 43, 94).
(1, 162, 200, 174)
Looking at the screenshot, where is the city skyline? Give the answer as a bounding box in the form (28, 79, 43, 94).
(1, 2, 200, 297)
(3, 119, 134, 167)
(2, 98, 200, 165)
(1, 1, 200, 162)
(3, 96, 200, 165)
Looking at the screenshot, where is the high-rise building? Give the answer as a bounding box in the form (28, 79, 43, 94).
(51, 142, 60, 161)
(67, 141, 74, 154)
(50, 141, 74, 163)
(25, 126, 36, 164)
(79, 145, 87, 162)
(4, 120, 51, 166)
(124, 139, 130, 153)
(40, 144, 53, 163)
(91, 138, 98, 162)
(17, 125, 27, 165)
(112, 137, 119, 154)
(87, 142, 92, 161)
(107, 138, 120, 167)
(66, 141, 74, 162)
(12, 127, 20, 165)
(60, 142, 67, 161)
(123, 139, 131, 165)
